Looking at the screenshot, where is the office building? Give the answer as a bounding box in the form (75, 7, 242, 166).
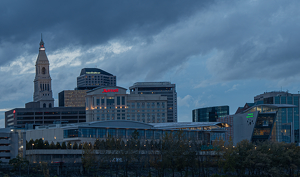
(5, 107, 86, 128)
(33, 38, 54, 108)
(254, 91, 300, 143)
(193, 106, 229, 122)
(76, 68, 116, 90)
(86, 86, 168, 123)
(58, 90, 87, 107)
(232, 103, 296, 145)
(129, 82, 177, 122)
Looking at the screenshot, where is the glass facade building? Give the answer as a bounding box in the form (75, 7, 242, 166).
(254, 91, 300, 143)
(193, 106, 229, 122)
(243, 104, 295, 143)
(26, 121, 229, 146)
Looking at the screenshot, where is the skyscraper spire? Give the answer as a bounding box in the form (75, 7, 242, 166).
(34, 36, 54, 108)
(39, 33, 44, 49)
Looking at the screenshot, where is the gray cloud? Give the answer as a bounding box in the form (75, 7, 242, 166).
(1, 0, 300, 125)
(0, 0, 213, 65)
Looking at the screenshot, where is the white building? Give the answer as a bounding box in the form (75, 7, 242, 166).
(86, 86, 168, 123)
(129, 82, 177, 122)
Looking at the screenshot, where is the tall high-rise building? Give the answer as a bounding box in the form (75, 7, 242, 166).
(254, 91, 300, 143)
(76, 68, 116, 90)
(33, 38, 54, 108)
(129, 82, 177, 122)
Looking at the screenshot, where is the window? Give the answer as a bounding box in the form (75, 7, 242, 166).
(146, 130, 154, 139)
(79, 129, 96, 138)
(117, 129, 126, 138)
(154, 131, 162, 139)
(122, 97, 125, 105)
(42, 67, 46, 74)
(64, 129, 79, 138)
(117, 97, 120, 105)
(108, 129, 116, 137)
(98, 129, 106, 138)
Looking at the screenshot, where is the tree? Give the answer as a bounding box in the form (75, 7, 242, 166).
(49, 141, 55, 149)
(94, 139, 101, 149)
(36, 138, 44, 149)
(41, 162, 50, 177)
(61, 142, 67, 149)
(27, 139, 34, 150)
(55, 142, 61, 149)
(44, 141, 50, 149)
(82, 142, 96, 174)
(67, 141, 72, 149)
(73, 142, 78, 149)
(9, 155, 29, 176)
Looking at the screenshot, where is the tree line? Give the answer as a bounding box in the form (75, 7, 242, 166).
(24, 130, 300, 176)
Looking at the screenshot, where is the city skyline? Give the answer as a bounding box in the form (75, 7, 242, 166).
(1, 1, 300, 127)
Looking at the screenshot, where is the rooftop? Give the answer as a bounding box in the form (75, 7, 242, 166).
(34, 120, 230, 131)
(132, 82, 172, 86)
(79, 68, 114, 76)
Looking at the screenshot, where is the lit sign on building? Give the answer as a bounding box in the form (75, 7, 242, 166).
(86, 72, 101, 74)
(247, 113, 254, 118)
(102, 89, 119, 93)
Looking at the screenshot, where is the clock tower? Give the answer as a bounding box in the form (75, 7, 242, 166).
(33, 37, 54, 108)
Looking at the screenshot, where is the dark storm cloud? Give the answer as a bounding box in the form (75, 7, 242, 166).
(95, 0, 300, 83)
(0, 0, 213, 66)
(1, 0, 300, 107)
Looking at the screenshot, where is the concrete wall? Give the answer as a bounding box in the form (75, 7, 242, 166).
(233, 111, 258, 145)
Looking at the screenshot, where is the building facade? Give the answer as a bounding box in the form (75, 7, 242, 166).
(129, 82, 177, 122)
(76, 68, 116, 90)
(0, 128, 24, 163)
(229, 104, 296, 145)
(33, 38, 54, 108)
(5, 107, 86, 128)
(216, 115, 233, 141)
(26, 120, 229, 146)
(193, 106, 229, 122)
(58, 90, 87, 107)
(85, 86, 168, 123)
(25, 121, 229, 163)
(254, 91, 300, 143)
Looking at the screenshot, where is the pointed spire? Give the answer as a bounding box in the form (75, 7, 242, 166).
(39, 33, 45, 49)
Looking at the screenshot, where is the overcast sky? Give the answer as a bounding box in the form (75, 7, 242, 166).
(1, 0, 300, 127)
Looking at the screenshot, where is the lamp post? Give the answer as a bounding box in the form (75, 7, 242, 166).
(32, 143, 34, 150)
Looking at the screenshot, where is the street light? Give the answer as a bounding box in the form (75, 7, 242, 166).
(32, 143, 34, 150)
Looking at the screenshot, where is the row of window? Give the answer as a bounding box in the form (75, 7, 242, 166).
(17, 116, 85, 120)
(64, 128, 203, 140)
(16, 111, 85, 115)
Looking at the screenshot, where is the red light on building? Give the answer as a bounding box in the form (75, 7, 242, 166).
(102, 89, 119, 93)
